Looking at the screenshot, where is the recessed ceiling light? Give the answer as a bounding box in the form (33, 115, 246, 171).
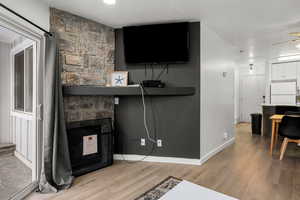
(103, 0, 116, 5)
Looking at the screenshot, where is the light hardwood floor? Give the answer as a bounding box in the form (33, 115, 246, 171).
(27, 123, 300, 200)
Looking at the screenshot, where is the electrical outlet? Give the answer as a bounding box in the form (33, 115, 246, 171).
(114, 97, 119, 105)
(141, 138, 146, 146)
(224, 132, 229, 140)
(157, 139, 162, 147)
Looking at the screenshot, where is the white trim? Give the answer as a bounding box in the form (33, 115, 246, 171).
(0, 12, 45, 186)
(14, 150, 32, 169)
(10, 111, 34, 120)
(10, 181, 38, 200)
(114, 154, 201, 165)
(0, 13, 43, 41)
(11, 40, 36, 115)
(199, 137, 235, 165)
(11, 38, 34, 53)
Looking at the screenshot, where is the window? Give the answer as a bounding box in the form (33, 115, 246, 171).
(14, 46, 33, 113)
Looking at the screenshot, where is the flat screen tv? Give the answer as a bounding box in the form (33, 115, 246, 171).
(123, 22, 189, 64)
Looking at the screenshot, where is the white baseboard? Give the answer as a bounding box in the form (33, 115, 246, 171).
(14, 151, 32, 169)
(11, 181, 38, 200)
(200, 137, 235, 165)
(114, 138, 235, 166)
(114, 154, 201, 166)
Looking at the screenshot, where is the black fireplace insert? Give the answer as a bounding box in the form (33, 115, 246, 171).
(67, 118, 113, 177)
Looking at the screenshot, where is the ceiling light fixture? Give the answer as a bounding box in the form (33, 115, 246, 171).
(103, 0, 116, 5)
(249, 63, 254, 74)
(277, 54, 300, 61)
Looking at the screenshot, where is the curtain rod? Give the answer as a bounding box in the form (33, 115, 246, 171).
(0, 3, 52, 36)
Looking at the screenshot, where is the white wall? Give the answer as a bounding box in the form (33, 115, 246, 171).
(234, 68, 239, 124)
(0, 0, 50, 31)
(200, 23, 238, 160)
(0, 41, 11, 143)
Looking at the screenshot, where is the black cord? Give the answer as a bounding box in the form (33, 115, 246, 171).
(167, 64, 169, 74)
(144, 64, 147, 79)
(151, 64, 154, 80)
(155, 64, 169, 80)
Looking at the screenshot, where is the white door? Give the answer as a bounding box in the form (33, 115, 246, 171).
(11, 40, 37, 170)
(239, 75, 265, 122)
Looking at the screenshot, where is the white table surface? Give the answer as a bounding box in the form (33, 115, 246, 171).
(159, 181, 239, 200)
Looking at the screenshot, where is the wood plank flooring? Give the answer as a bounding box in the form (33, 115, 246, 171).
(27, 123, 300, 200)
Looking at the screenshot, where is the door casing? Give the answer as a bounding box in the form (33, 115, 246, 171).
(0, 12, 45, 188)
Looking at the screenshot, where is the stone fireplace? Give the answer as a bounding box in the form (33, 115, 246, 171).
(50, 8, 115, 122)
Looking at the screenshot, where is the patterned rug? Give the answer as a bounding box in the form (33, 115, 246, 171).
(135, 177, 182, 200)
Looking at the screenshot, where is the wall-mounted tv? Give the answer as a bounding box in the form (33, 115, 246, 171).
(123, 22, 190, 64)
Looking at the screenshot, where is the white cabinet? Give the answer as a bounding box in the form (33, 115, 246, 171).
(271, 95, 296, 105)
(271, 82, 296, 95)
(271, 63, 283, 80)
(271, 62, 297, 81)
(285, 62, 298, 80)
(270, 82, 296, 105)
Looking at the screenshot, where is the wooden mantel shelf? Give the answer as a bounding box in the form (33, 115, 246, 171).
(63, 85, 196, 96)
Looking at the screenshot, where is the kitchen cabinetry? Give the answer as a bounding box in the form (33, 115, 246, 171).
(262, 105, 299, 136)
(270, 82, 296, 105)
(271, 62, 297, 81)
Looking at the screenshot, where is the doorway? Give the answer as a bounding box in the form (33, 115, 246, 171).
(0, 17, 43, 199)
(239, 74, 265, 122)
(11, 38, 37, 170)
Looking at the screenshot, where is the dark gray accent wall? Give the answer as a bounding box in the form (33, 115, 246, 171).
(115, 22, 200, 159)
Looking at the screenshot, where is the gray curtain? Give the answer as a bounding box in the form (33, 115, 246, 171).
(38, 34, 74, 193)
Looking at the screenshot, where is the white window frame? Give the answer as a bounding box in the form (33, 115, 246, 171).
(11, 39, 36, 119)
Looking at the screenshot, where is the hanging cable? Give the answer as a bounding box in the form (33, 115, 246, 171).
(155, 64, 169, 80)
(139, 84, 157, 144)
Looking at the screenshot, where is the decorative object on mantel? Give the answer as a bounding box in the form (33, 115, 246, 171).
(111, 71, 128, 87)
